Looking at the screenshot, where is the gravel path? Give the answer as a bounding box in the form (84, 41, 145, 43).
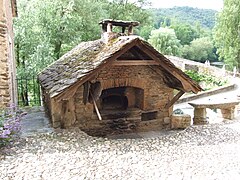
(1, 118, 240, 180)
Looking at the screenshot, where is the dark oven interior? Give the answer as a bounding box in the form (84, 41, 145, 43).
(98, 86, 144, 119)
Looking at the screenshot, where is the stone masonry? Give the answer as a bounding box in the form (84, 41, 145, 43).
(171, 114, 191, 129)
(38, 20, 201, 136)
(0, 0, 17, 108)
(72, 65, 174, 136)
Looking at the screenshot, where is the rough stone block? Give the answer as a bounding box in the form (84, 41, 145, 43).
(221, 107, 235, 120)
(163, 117, 170, 124)
(52, 121, 61, 128)
(47, 63, 174, 134)
(193, 107, 209, 125)
(171, 114, 191, 129)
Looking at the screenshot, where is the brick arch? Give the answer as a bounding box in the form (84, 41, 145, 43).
(98, 78, 146, 110)
(100, 78, 147, 90)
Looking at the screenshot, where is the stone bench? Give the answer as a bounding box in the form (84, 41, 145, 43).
(189, 101, 240, 125)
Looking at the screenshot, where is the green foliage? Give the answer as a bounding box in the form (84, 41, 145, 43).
(148, 27, 182, 56)
(146, 6, 219, 62)
(181, 37, 217, 62)
(151, 6, 217, 29)
(16, 76, 41, 106)
(185, 70, 227, 90)
(14, 0, 151, 77)
(15, 0, 107, 76)
(14, 0, 151, 106)
(170, 23, 199, 45)
(106, 0, 150, 23)
(138, 21, 155, 40)
(214, 0, 240, 71)
(104, 0, 152, 40)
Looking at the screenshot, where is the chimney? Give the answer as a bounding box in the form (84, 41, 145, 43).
(99, 19, 140, 43)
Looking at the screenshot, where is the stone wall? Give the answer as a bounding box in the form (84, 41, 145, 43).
(0, 0, 17, 108)
(167, 55, 240, 79)
(74, 85, 94, 126)
(96, 66, 173, 111)
(71, 65, 173, 136)
(41, 87, 52, 122)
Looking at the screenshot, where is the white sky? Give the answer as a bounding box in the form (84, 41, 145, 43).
(147, 0, 223, 11)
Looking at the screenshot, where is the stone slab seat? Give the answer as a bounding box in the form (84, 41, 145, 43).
(189, 101, 240, 125)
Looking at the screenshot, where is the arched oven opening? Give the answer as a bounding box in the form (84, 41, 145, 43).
(98, 86, 144, 120)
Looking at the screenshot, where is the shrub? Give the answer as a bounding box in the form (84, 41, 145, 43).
(0, 104, 26, 147)
(185, 70, 227, 90)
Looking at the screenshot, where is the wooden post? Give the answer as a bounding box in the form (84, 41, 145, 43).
(128, 25, 133, 35)
(122, 26, 126, 33)
(102, 24, 107, 32)
(90, 91, 102, 120)
(165, 90, 185, 109)
(107, 23, 112, 33)
(83, 81, 90, 105)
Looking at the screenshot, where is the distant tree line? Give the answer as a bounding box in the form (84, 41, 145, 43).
(151, 6, 217, 29)
(14, 0, 240, 78)
(147, 23, 217, 63)
(14, 0, 151, 77)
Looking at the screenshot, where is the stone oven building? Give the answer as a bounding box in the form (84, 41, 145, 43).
(0, 0, 17, 108)
(38, 20, 202, 136)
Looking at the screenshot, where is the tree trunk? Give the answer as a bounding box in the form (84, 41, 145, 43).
(54, 40, 62, 60)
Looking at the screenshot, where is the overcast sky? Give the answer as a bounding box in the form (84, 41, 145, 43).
(147, 0, 223, 11)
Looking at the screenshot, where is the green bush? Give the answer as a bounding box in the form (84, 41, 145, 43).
(185, 70, 227, 90)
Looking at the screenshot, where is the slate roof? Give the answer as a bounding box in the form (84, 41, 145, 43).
(38, 35, 202, 98)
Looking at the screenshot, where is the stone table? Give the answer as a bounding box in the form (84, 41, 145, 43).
(189, 101, 240, 125)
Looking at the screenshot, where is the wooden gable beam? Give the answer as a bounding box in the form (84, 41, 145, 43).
(90, 91, 102, 120)
(130, 46, 151, 60)
(112, 60, 159, 66)
(165, 90, 185, 109)
(136, 42, 195, 92)
(148, 65, 186, 92)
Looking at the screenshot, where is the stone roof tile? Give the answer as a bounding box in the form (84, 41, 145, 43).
(38, 36, 202, 98)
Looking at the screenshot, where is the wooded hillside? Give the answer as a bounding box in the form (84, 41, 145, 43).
(150, 6, 217, 29)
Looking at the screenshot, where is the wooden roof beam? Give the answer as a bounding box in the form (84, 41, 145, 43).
(136, 42, 196, 93)
(130, 46, 149, 60)
(112, 60, 159, 66)
(165, 90, 185, 108)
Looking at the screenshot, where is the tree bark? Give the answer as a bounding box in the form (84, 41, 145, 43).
(54, 40, 62, 60)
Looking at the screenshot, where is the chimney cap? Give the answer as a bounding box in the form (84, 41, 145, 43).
(99, 19, 140, 27)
